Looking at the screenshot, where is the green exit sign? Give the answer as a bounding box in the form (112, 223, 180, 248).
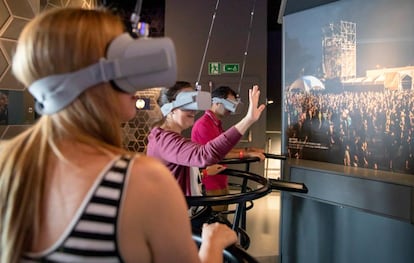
(223, 63, 239, 73)
(208, 62, 221, 75)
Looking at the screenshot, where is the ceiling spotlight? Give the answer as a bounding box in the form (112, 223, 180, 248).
(136, 98, 150, 110)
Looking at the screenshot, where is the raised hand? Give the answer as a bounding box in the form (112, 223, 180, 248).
(246, 85, 266, 124)
(234, 85, 266, 135)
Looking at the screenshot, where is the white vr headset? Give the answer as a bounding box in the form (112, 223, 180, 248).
(212, 97, 244, 114)
(161, 91, 211, 116)
(28, 33, 177, 115)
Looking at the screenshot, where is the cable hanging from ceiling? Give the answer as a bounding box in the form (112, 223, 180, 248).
(195, 0, 257, 96)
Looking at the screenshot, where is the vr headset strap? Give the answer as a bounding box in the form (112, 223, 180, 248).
(29, 51, 170, 115)
(160, 95, 195, 116)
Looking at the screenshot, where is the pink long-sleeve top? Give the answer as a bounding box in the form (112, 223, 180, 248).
(146, 126, 242, 196)
(191, 110, 228, 191)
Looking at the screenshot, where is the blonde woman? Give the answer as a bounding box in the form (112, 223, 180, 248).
(0, 7, 236, 263)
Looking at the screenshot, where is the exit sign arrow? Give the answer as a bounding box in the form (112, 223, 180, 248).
(223, 63, 240, 73)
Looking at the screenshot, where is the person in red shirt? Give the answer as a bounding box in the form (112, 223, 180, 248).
(191, 86, 265, 212)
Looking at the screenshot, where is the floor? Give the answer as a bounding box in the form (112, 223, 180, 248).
(247, 163, 281, 263)
(226, 153, 282, 262)
(227, 191, 281, 263)
(246, 192, 280, 263)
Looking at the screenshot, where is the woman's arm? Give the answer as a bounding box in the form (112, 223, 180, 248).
(148, 128, 242, 167)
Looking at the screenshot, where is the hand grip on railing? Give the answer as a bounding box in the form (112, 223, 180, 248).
(268, 178, 308, 193)
(192, 233, 259, 263)
(263, 153, 287, 160)
(219, 157, 260, 165)
(219, 153, 287, 165)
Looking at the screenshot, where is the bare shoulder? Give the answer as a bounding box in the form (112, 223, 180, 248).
(118, 154, 188, 261)
(119, 155, 197, 262)
(126, 154, 182, 198)
(129, 155, 172, 181)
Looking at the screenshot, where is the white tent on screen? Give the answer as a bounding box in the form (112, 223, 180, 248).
(289, 75, 325, 93)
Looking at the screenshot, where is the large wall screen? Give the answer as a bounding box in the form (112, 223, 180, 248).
(282, 0, 414, 174)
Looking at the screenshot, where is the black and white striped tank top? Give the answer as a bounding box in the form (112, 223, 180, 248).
(22, 155, 133, 263)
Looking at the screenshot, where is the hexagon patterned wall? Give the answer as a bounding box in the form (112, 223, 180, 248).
(0, 0, 95, 138)
(0, 0, 95, 89)
(122, 88, 163, 153)
(0, 0, 35, 91)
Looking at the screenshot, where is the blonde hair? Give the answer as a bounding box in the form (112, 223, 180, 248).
(1, 7, 126, 263)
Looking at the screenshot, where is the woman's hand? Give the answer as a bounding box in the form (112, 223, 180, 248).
(201, 222, 238, 249)
(246, 151, 266, 161)
(234, 85, 266, 135)
(204, 164, 227, 176)
(198, 222, 238, 263)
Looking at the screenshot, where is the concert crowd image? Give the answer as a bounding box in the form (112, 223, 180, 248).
(283, 0, 414, 174)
